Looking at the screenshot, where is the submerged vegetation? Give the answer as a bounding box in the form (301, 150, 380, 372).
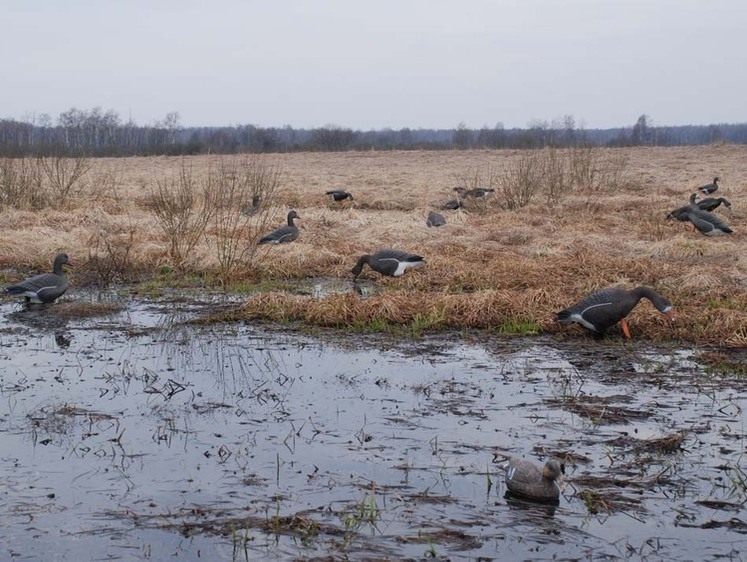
(0, 145, 745, 345)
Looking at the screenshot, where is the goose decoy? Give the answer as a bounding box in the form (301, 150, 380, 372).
(695, 196, 731, 213)
(426, 211, 446, 227)
(556, 286, 674, 338)
(468, 188, 495, 198)
(684, 207, 733, 235)
(242, 195, 262, 216)
(326, 189, 354, 202)
(442, 199, 463, 210)
(698, 176, 719, 195)
(666, 193, 701, 222)
(504, 458, 565, 502)
(351, 249, 425, 280)
(258, 210, 300, 244)
(452, 187, 469, 198)
(5, 253, 71, 304)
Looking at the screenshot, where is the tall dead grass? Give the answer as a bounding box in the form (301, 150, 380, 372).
(0, 146, 745, 345)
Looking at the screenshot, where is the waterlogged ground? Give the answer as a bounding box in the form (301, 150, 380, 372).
(1, 292, 746, 561)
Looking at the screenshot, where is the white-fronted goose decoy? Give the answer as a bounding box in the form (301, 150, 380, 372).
(5, 253, 71, 304)
(468, 188, 495, 198)
(698, 176, 719, 195)
(504, 458, 565, 502)
(685, 207, 733, 235)
(242, 195, 262, 216)
(695, 196, 731, 213)
(442, 199, 463, 210)
(452, 187, 469, 198)
(556, 286, 674, 338)
(258, 210, 300, 244)
(326, 190, 354, 202)
(426, 211, 446, 227)
(351, 249, 425, 280)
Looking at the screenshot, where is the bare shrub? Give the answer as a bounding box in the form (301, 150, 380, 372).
(207, 156, 284, 284)
(569, 147, 632, 192)
(84, 225, 138, 286)
(149, 163, 216, 270)
(0, 157, 47, 208)
(497, 151, 544, 209)
(39, 155, 92, 203)
(539, 147, 570, 205)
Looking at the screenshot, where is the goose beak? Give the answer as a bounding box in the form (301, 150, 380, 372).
(664, 310, 676, 322)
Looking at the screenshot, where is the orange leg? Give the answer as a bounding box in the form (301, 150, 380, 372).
(620, 318, 632, 339)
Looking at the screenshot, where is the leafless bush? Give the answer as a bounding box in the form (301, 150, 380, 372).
(149, 163, 216, 270)
(497, 151, 545, 209)
(0, 157, 47, 208)
(539, 147, 571, 205)
(39, 155, 92, 203)
(84, 225, 138, 286)
(569, 147, 632, 192)
(206, 156, 283, 284)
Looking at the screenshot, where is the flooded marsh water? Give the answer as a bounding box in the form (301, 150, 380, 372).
(0, 295, 745, 561)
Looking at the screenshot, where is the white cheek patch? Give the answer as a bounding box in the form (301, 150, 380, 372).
(507, 466, 517, 480)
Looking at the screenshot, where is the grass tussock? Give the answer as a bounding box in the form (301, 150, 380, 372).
(0, 146, 745, 345)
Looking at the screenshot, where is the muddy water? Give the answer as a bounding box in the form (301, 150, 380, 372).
(1, 295, 745, 561)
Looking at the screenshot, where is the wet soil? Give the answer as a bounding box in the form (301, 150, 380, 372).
(1, 292, 745, 561)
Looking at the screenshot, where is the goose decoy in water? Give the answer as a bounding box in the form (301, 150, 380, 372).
(326, 189, 354, 202)
(556, 286, 674, 338)
(504, 458, 565, 502)
(426, 211, 446, 227)
(468, 188, 495, 198)
(698, 176, 719, 195)
(258, 210, 300, 244)
(242, 195, 262, 216)
(5, 253, 71, 304)
(351, 249, 425, 280)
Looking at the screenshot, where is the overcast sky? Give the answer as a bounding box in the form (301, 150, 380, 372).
(3, 1, 746, 130)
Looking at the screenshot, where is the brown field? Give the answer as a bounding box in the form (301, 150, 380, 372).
(1, 145, 745, 345)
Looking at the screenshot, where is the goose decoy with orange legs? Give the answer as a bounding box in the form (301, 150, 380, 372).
(698, 176, 719, 195)
(242, 195, 262, 216)
(503, 457, 565, 502)
(556, 286, 674, 339)
(258, 210, 300, 244)
(326, 189, 354, 202)
(5, 253, 71, 304)
(426, 211, 446, 227)
(351, 249, 425, 280)
(685, 207, 733, 235)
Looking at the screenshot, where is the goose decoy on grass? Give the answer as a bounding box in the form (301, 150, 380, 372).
(426, 211, 446, 227)
(685, 207, 733, 235)
(695, 196, 731, 213)
(452, 187, 469, 198)
(468, 188, 495, 198)
(698, 176, 719, 195)
(442, 198, 463, 210)
(503, 457, 565, 503)
(242, 195, 262, 216)
(258, 210, 300, 244)
(5, 253, 71, 304)
(556, 286, 674, 339)
(326, 189, 354, 202)
(351, 249, 425, 280)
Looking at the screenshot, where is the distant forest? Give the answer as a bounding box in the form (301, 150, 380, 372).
(0, 108, 744, 157)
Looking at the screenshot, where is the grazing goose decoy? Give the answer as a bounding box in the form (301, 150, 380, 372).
(351, 249, 425, 280)
(468, 188, 495, 198)
(452, 187, 469, 198)
(556, 286, 674, 338)
(685, 207, 733, 235)
(5, 253, 71, 304)
(442, 199, 463, 210)
(242, 195, 262, 216)
(504, 458, 565, 502)
(698, 176, 719, 195)
(426, 211, 446, 227)
(326, 189, 354, 202)
(258, 210, 300, 244)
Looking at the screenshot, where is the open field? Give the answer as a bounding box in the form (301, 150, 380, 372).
(1, 145, 745, 344)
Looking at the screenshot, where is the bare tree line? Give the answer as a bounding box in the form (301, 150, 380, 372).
(0, 108, 745, 157)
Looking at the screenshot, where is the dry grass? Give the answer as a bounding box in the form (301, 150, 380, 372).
(0, 147, 745, 345)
